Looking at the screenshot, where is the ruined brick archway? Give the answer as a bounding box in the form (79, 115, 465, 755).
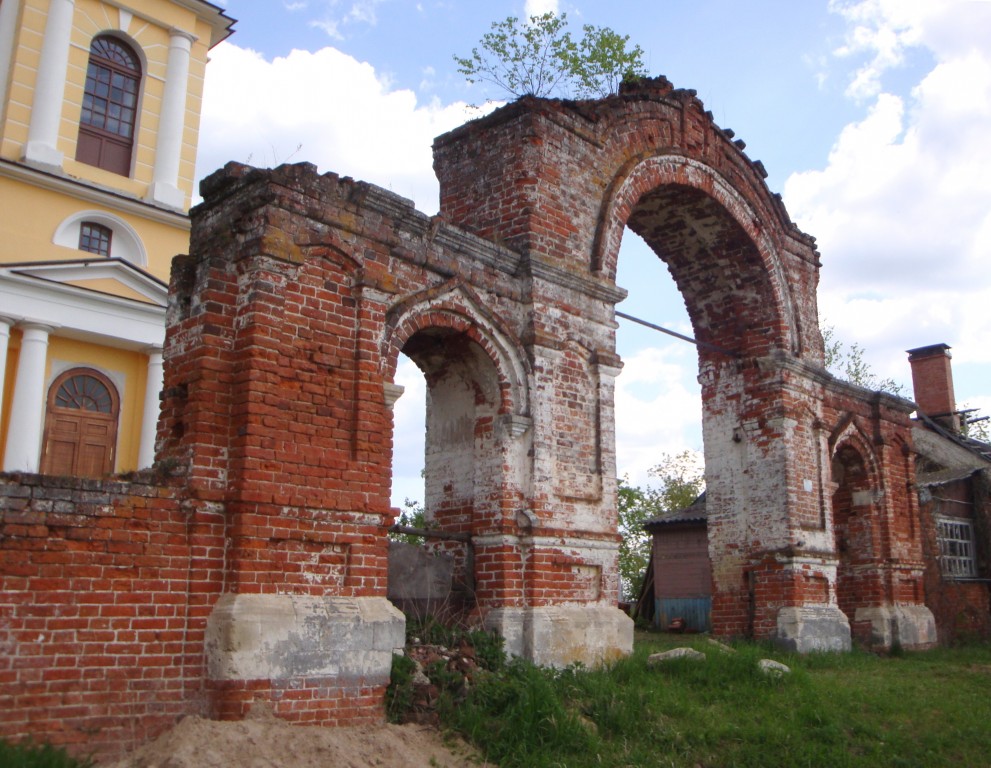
(832, 439, 879, 635)
(1, 78, 945, 757)
(147, 77, 935, 724)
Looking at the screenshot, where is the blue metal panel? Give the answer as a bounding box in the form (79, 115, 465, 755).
(655, 597, 712, 632)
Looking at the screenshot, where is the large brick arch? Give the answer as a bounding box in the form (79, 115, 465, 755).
(593, 155, 796, 357)
(432, 77, 931, 652)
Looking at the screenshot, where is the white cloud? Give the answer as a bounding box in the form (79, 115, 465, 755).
(419, 64, 437, 92)
(304, 0, 388, 40)
(614, 345, 703, 487)
(785, 0, 991, 381)
(308, 18, 343, 40)
(347, 0, 385, 25)
(524, 0, 559, 19)
(196, 43, 491, 214)
(829, 0, 940, 98)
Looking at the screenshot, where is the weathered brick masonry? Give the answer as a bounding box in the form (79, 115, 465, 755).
(0, 470, 219, 756)
(1, 78, 938, 759)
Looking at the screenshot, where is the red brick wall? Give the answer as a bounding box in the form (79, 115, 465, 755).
(822, 379, 930, 644)
(0, 470, 222, 760)
(160, 166, 398, 604)
(919, 477, 991, 642)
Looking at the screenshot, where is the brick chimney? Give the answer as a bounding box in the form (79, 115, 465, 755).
(906, 343, 959, 431)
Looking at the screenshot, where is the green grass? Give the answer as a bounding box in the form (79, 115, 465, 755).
(442, 632, 991, 768)
(0, 739, 94, 768)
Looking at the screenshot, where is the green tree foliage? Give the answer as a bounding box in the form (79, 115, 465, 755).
(454, 12, 647, 101)
(389, 497, 427, 545)
(961, 407, 991, 442)
(823, 324, 991, 439)
(571, 24, 647, 98)
(822, 324, 904, 395)
(616, 479, 662, 601)
(617, 450, 705, 600)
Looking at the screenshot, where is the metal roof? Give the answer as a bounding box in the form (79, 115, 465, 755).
(643, 491, 707, 529)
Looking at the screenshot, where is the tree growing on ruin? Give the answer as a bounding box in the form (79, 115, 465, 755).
(618, 450, 705, 600)
(454, 12, 647, 101)
(571, 24, 648, 97)
(822, 324, 904, 395)
(821, 324, 991, 439)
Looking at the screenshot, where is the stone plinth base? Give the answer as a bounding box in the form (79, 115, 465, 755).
(856, 604, 937, 649)
(486, 604, 633, 668)
(205, 594, 405, 687)
(775, 606, 851, 653)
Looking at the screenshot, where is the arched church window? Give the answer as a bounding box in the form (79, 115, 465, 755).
(75, 35, 141, 176)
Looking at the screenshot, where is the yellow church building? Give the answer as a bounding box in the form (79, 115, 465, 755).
(0, 0, 233, 475)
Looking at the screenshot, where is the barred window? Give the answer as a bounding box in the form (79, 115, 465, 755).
(936, 516, 977, 579)
(79, 221, 113, 256)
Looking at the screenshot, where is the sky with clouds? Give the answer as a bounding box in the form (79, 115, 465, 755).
(196, 0, 991, 505)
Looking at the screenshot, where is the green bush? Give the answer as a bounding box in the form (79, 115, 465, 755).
(387, 624, 507, 724)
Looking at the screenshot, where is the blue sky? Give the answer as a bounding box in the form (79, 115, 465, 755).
(197, 0, 991, 506)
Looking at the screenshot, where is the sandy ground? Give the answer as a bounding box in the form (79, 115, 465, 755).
(98, 711, 488, 768)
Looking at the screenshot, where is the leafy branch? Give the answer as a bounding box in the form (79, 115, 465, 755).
(454, 12, 647, 101)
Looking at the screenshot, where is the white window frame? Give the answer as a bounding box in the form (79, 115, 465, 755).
(936, 515, 978, 579)
(53, 210, 148, 266)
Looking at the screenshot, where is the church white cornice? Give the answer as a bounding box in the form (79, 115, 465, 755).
(0, 266, 166, 350)
(104, 0, 235, 48)
(5, 258, 168, 305)
(0, 159, 191, 229)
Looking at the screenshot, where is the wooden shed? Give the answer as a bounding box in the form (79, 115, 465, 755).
(638, 493, 712, 632)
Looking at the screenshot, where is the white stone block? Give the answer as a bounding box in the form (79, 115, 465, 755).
(647, 647, 706, 665)
(775, 606, 851, 653)
(205, 594, 405, 683)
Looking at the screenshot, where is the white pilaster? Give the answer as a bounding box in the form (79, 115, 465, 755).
(24, 0, 75, 170)
(0, 317, 12, 437)
(3, 324, 55, 473)
(0, 0, 21, 116)
(137, 347, 163, 468)
(147, 29, 195, 210)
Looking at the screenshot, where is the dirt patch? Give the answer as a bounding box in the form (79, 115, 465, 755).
(98, 639, 498, 767)
(98, 709, 488, 768)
